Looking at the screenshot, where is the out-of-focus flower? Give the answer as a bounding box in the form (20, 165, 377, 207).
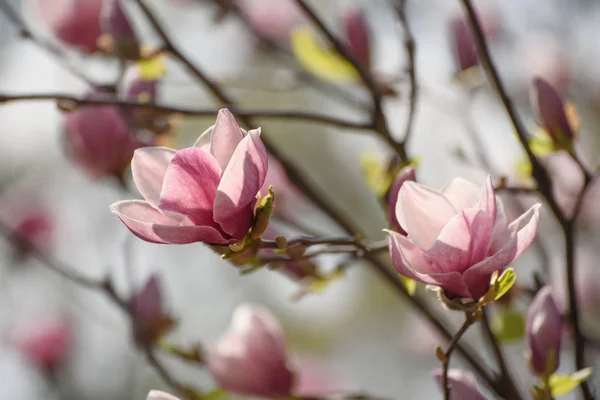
(208, 304, 296, 397)
(237, 0, 302, 43)
(34, 0, 104, 53)
(111, 109, 268, 245)
(63, 90, 154, 179)
(526, 286, 562, 376)
(146, 391, 180, 400)
(388, 176, 540, 301)
(531, 77, 577, 147)
(1, 196, 54, 257)
(387, 165, 416, 234)
(129, 274, 176, 347)
(433, 369, 487, 400)
(14, 316, 72, 373)
(343, 6, 370, 70)
(99, 0, 141, 59)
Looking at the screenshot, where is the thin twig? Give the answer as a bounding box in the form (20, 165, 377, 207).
(440, 312, 476, 400)
(394, 1, 419, 146)
(0, 92, 373, 131)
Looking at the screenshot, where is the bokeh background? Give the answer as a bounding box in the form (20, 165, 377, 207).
(0, 0, 599, 399)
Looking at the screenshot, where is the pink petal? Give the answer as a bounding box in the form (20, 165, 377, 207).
(209, 109, 244, 170)
(158, 148, 222, 226)
(396, 182, 457, 249)
(441, 177, 480, 212)
(214, 129, 268, 238)
(152, 223, 229, 245)
(147, 391, 181, 400)
(425, 209, 494, 275)
(472, 176, 496, 218)
(433, 369, 487, 400)
(387, 166, 416, 233)
(463, 204, 541, 299)
(388, 231, 471, 298)
(110, 200, 182, 244)
(131, 147, 176, 209)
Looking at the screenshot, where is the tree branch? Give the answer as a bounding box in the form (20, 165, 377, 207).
(440, 312, 477, 400)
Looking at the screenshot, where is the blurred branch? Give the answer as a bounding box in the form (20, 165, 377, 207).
(292, 0, 408, 161)
(460, 1, 595, 398)
(0, 218, 203, 400)
(394, 1, 418, 146)
(0, 92, 374, 130)
(0, 0, 106, 89)
(439, 312, 476, 400)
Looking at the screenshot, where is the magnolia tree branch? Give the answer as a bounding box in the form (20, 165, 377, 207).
(459, 0, 596, 398)
(0, 0, 106, 89)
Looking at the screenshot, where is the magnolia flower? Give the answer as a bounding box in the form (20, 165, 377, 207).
(14, 316, 72, 372)
(531, 77, 575, 143)
(34, 0, 104, 53)
(111, 109, 268, 245)
(147, 391, 180, 400)
(64, 90, 153, 179)
(387, 166, 416, 234)
(388, 176, 540, 301)
(526, 286, 562, 376)
(208, 304, 296, 397)
(433, 369, 487, 400)
(343, 6, 371, 70)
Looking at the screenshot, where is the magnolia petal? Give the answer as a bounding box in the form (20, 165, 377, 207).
(396, 182, 457, 249)
(147, 391, 181, 400)
(463, 204, 541, 299)
(210, 109, 245, 170)
(472, 176, 496, 220)
(441, 177, 480, 212)
(433, 369, 487, 400)
(131, 147, 176, 209)
(387, 166, 416, 233)
(152, 223, 229, 245)
(158, 148, 222, 226)
(214, 129, 268, 237)
(110, 200, 181, 244)
(193, 125, 213, 150)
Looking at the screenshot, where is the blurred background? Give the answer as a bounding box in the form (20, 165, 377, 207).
(0, 0, 599, 399)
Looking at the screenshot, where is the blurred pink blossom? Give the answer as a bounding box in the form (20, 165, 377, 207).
(208, 304, 296, 397)
(34, 0, 104, 53)
(526, 286, 562, 376)
(388, 176, 540, 300)
(236, 0, 302, 43)
(130, 274, 175, 347)
(343, 6, 371, 70)
(14, 316, 72, 372)
(531, 77, 575, 143)
(111, 109, 268, 245)
(433, 369, 487, 400)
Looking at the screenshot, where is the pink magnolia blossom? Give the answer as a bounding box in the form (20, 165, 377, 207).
(387, 165, 416, 234)
(208, 304, 296, 397)
(146, 391, 180, 400)
(1, 196, 54, 255)
(236, 0, 302, 42)
(343, 6, 371, 70)
(388, 176, 540, 301)
(34, 0, 104, 53)
(14, 316, 72, 372)
(64, 90, 154, 179)
(433, 369, 487, 400)
(111, 109, 268, 245)
(526, 286, 562, 376)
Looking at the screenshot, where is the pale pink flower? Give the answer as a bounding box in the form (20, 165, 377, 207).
(111, 109, 268, 245)
(208, 304, 296, 397)
(236, 0, 302, 42)
(34, 0, 104, 53)
(64, 90, 153, 179)
(146, 391, 180, 400)
(526, 286, 562, 376)
(343, 6, 371, 70)
(387, 166, 416, 234)
(14, 316, 72, 372)
(433, 369, 487, 400)
(388, 176, 540, 300)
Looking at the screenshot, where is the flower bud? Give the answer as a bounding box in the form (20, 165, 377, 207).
(433, 369, 487, 400)
(237, 0, 302, 43)
(208, 304, 296, 397)
(387, 165, 416, 234)
(526, 286, 562, 376)
(35, 0, 104, 53)
(14, 316, 72, 373)
(343, 6, 371, 70)
(450, 16, 478, 72)
(63, 90, 154, 179)
(130, 275, 176, 347)
(100, 0, 141, 59)
(531, 77, 576, 146)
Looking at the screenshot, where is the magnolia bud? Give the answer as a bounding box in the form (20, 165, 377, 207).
(343, 6, 371, 70)
(100, 0, 141, 59)
(531, 77, 575, 146)
(450, 16, 478, 72)
(526, 286, 562, 376)
(130, 275, 176, 347)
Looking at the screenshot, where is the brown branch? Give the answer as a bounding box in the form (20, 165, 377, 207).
(440, 312, 477, 400)
(0, 92, 373, 131)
